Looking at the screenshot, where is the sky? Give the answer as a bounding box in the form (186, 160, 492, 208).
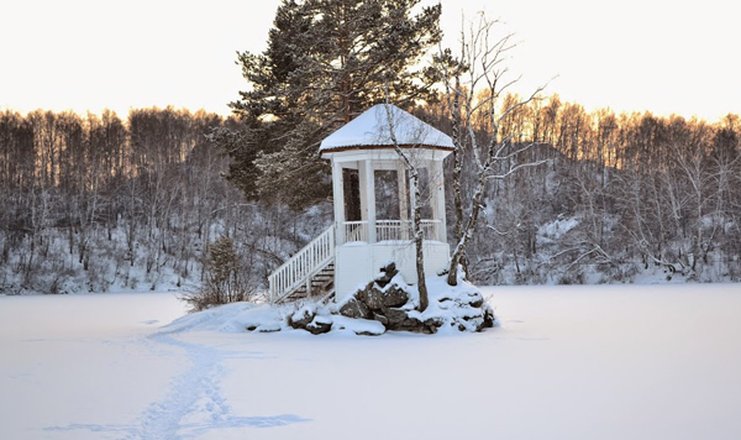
(0, 0, 738, 121)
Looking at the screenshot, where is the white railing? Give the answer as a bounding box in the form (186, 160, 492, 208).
(376, 219, 441, 241)
(268, 226, 334, 303)
(342, 219, 442, 243)
(344, 221, 368, 243)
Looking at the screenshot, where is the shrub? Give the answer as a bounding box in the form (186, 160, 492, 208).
(184, 236, 251, 311)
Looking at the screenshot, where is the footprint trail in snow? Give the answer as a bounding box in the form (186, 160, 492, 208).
(45, 331, 309, 439)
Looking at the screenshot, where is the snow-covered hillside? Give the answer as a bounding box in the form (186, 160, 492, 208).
(2, 285, 741, 439)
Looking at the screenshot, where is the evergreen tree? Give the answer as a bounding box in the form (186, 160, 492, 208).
(225, 0, 443, 207)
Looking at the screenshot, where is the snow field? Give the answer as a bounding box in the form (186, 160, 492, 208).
(1, 284, 741, 439)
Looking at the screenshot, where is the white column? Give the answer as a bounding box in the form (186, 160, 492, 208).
(359, 162, 368, 223)
(331, 160, 345, 245)
(431, 159, 447, 242)
(360, 159, 377, 243)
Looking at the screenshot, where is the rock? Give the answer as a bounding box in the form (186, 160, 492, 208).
(423, 317, 443, 333)
(459, 305, 483, 321)
(467, 292, 484, 308)
(375, 262, 399, 288)
(357, 283, 385, 310)
(381, 307, 409, 328)
(372, 312, 389, 326)
(257, 324, 282, 333)
(288, 308, 315, 329)
(479, 306, 495, 330)
(339, 297, 371, 319)
(372, 306, 443, 334)
(289, 309, 332, 335)
(355, 330, 383, 336)
(381, 285, 408, 308)
(306, 317, 332, 335)
(399, 316, 427, 333)
(355, 280, 409, 310)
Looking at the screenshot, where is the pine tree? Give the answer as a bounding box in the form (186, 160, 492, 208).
(224, 0, 443, 207)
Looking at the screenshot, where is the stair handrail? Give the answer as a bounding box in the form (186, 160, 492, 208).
(268, 226, 335, 303)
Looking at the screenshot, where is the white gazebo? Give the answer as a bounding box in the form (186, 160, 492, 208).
(268, 104, 454, 303)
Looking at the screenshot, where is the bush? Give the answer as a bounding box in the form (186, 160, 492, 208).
(184, 236, 252, 311)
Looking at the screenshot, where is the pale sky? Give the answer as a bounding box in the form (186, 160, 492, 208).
(1, 0, 738, 121)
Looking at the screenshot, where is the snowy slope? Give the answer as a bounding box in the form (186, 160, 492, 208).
(2, 285, 741, 439)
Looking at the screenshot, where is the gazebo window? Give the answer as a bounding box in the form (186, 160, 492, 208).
(417, 167, 433, 220)
(342, 168, 361, 222)
(374, 169, 400, 220)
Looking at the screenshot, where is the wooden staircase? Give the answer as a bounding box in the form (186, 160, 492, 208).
(277, 262, 335, 303)
(268, 226, 335, 304)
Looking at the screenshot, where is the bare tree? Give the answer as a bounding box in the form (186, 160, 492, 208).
(435, 14, 548, 286)
(381, 100, 430, 312)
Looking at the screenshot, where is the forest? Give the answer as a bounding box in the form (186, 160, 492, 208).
(0, 108, 264, 294)
(0, 98, 738, 295)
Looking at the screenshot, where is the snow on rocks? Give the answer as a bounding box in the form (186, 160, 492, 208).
(332, 262, 495, 334)
(165, 262, 495, 336)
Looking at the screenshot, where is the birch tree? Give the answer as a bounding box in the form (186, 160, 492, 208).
(434, 14, 548, 286)
(382, 101, 430, 311)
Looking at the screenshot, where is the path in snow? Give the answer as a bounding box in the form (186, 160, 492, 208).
(131, 332, 308, 438)
(46, 331, 309, 439)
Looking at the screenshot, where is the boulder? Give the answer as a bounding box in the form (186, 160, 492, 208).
(381, 284, 408, 308)
(339, 297, 371, 319)
(480, 306, 495, 330)
(357, 283, 386, 310)
(288, 308, 315, 329)
(353, 279, 409, 310)
(381, 307, 409, 329)
(257, 323, 282, 333)
(372, 312, 389, 326)
(467, 292, 484, 309)
(305, 317, 332, 335)
(375, 262, 399, 288)
(377, 307, 441, 334)
(355, 330, 383, 336)
(422, 318, 443, 333)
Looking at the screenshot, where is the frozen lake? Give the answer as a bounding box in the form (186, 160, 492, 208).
(1, 283, 740, 439)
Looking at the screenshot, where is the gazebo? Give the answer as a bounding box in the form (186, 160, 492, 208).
(268, 104, 454, 303)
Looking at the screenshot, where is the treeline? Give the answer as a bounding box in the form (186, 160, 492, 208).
(424, 95, 741, 283)
(0, 98, 739, 294)
(0, 108, 326, 294)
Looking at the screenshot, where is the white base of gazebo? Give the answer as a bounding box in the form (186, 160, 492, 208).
(335, 240, 450, 302)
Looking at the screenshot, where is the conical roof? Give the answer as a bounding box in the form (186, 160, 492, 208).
(319, 104, 454, 154)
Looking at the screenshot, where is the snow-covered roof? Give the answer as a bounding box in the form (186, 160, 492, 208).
(319, 104, 455, 154)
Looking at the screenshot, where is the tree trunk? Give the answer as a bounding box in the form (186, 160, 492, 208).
(411, 170, 429, 311)
(447, 173, 486, 285)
